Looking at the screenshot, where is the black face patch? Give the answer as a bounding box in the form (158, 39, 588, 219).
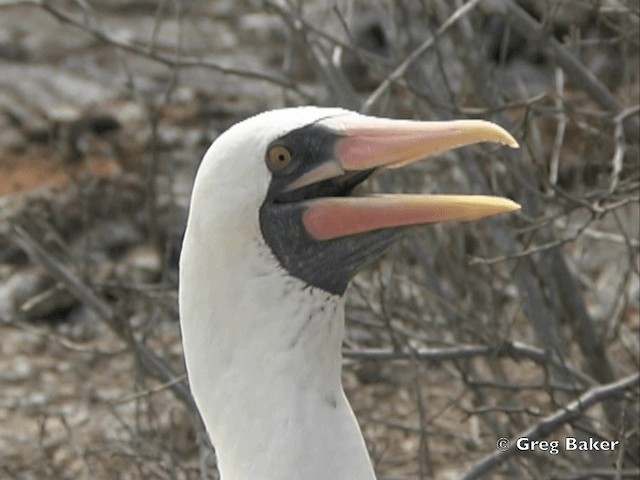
(263, 123, 344, 202)
(258, 122, 403, 295)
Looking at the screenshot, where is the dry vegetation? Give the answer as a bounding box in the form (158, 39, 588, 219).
(0, 1, 638, 479)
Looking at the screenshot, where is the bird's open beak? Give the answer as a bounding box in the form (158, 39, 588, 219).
(291, 115, 520, 241)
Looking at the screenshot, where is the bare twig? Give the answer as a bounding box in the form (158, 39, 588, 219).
(344, 340, 595, 386)
(460, 372, 640, 480)
(549, 67, 566, 185)
(485, 0, 638, 137)
(7, 0, 311, 99)
(5, 223, 195, 409)
(362, 0, 482, 114)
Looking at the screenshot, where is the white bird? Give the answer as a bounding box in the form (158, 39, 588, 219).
(179, 107, 519, 480)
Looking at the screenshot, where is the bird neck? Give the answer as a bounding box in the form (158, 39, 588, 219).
(179, 235, 376, 480)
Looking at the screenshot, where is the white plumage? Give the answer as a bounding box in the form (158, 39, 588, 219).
(180, 107, 518, 479)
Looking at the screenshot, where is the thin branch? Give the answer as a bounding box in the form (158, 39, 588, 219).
(487, 0, 638, 137)
(362, 0, 482, 114)
(109, 373, 188, 405)
(343, 340, 595, 386)
(549, 67, 566, 186)
(459, 372, 640, 480)
(8, 0, 311, 99)
(5, 223, 195, 410)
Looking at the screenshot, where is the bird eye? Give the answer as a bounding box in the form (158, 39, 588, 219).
(266, 145, 293, 172)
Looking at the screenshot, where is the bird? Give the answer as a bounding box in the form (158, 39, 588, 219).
(179, 106, 519, 480)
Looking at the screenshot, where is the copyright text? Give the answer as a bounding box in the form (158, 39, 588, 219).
(496, 437, 620, 454)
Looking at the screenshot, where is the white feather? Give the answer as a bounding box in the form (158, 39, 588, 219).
(180, 107, 376, 480)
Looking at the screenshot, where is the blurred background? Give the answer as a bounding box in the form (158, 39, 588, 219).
(0, 1, 638, 479)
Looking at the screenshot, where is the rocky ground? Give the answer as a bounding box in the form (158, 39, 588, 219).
(0, 1, 638, 479)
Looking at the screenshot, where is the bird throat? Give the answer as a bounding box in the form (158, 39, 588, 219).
(179, 236, 376, 479)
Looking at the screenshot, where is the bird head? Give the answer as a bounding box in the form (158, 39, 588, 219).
(187, 106, 519, 296)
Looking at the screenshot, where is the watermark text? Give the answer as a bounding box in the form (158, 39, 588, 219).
(496, 437, 620, 454)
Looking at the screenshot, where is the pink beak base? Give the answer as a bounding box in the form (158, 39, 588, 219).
(298, 115, 521, 241)
(302, 194, 521, 241)
(334, 119, 519, 170)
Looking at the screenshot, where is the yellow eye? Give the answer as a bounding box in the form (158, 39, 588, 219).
(266, 145, 293, 171)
